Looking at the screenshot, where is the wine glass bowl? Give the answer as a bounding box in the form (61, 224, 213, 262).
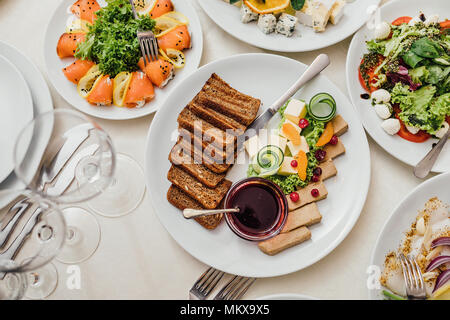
(13, 109, 116, 204)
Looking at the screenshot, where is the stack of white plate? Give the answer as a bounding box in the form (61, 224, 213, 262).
(0, 41, 53, 189)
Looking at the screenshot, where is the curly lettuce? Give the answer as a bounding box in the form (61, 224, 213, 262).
(75, 0, 155, 77)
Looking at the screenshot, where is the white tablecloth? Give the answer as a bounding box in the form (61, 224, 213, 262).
(0, 0, 431, 299)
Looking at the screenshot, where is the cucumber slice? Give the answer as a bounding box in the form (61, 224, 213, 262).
(307, 93, 337, 122)
(256, 145, 284, 177)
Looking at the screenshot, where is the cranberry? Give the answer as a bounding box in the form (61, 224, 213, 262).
(311, 175, 320, 182)
(311, 188, 320, 198)
(329, 135, 339, 145)
(314, 149, 327, 162)
(298, 118, 309, 129)
(313, 167, 322, 176)
(290, 160, 298, 168)
(289, 192, 299, 202)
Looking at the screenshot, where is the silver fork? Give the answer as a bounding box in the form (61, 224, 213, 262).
(129, 0, 158, 65)
(399, 254, 427, 300)
(214, 276, 256, 300)
(189, 267, 225, 300)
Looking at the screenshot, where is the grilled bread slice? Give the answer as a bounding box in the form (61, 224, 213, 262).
(198, 73, 261, 126)
(169, 142, 226, 188)
(167, 184, 223, 230)
(171, 137, 231, 174)
(167, 165, 232, 209)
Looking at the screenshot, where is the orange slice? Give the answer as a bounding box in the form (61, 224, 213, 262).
(295, 150, 308, 181)
(281, 122, 301, 146)
(316, 122, 334, 147)
(244, 0, 290, 14)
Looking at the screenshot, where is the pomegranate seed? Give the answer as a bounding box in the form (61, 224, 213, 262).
(313, 167, 322, 176)
(329, 135, 338, 145)
(315, 149, 327, 162)
(311, 188, 320, 198)
(298, 118, 309, 129)
(312, 175, 320, 182)
(289, 192, 299, 202)
(290, 160, 298, 168)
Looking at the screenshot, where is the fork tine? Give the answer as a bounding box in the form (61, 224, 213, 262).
(234, 278, 256, 300)
(138, 38, 148, 67)
(399, 254, 412, 291)
(223, 277, 243, 300)
(151, 36, 159, 61)
(214, 275, 237, 300)
(193, 267, 213, 288)
(409, 256, 424, 290)
(228, 277, 253, 300)
(141, 38, 152, 65)
(146, 38, 157, 62)
(202, 270, 225, 295)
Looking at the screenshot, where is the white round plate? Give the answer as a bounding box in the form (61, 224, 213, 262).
(0, 41, 53, 189)
(369, 171, 450, 300)
(43, 0, 203, 120)
(256, 293, 318, 300)
(198, 0, 380, 52)
(346, 0, 450, 172)
(0, 55, 33, 184)
(145, 53, 371, 277)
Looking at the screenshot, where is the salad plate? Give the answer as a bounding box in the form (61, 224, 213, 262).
(0, 41, 53, 189)
(145, 53, 370, 278)
(369, 171, 450, 300)
(346, 0, 450, 172)
(43, 0, 203, 120)
(198, 0, 381, 52)
(0, 54, 33, 184)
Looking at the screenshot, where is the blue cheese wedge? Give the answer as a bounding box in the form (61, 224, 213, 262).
(258, 14, 277, 34)
(276, 13, 298, 37)
(297, 0, 331, 32)
(240, 3, 258, 23)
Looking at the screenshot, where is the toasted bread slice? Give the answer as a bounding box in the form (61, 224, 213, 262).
(258, 226, 311, 256)
(188, 99, 246, 134)
(169, 142, 226, 188)
(167, 185, 223, 230)
(167, 165, 232, 209)
(197, 74, 261, 126)
(172, 137, 232, 174)
(178, 108, 236, 149)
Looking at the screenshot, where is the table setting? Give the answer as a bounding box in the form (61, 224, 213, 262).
(0, 0, 448, 301)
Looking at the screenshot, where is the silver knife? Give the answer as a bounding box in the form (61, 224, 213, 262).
(46, 143, 100, 197)
(414, 129, 450, 178)
(239, 54, 330, 148)
(35, 123, 93, 191)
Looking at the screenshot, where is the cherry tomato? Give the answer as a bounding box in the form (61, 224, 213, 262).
(392, 16, 412, 26)
(358, 55, 384, 93)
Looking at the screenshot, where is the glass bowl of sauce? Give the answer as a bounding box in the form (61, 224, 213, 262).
(224, 177, 288, 242)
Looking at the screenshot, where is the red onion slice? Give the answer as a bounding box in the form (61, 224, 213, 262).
(431, 237, 450, 249)
(433, 270, 450, 293)
(426, 255, 450, 272)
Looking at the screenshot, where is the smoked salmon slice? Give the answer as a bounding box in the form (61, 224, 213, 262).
(87, 75, 113, 106)
(57, 33, 86, 58)
(157, 25, 191, 51)
(149, 0, 174, 19)
(124, 72, 155, 108)
(70, 0, 101, 24)
(138, 57, 174, 88)
(63, 59, 95, 84)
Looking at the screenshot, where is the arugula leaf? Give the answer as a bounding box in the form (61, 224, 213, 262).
(290, 0, 305, 11)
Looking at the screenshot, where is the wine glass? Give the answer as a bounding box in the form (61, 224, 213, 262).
(0, 189, 66, 299)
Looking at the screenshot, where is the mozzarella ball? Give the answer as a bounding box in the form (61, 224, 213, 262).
(406, 125, 420, 135)
(435, 122, 449, 139)
(381, 118, 401, 135)
(425, 14, 439, 26)
(374, 103, 392, 119)
(374, 22, 391, 40)
(371, 89, 391, 103)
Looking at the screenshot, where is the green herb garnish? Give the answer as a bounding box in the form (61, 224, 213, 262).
(75, 0, 155, 77)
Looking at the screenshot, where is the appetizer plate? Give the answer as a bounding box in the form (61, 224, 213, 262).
(145, 53, 371, 277)
(256, 293, 318, 300)
(346, 0, 450, 172)
(43, 0, 203, 120)
(0, 54, 33, 184)
(198, 0, 381, 52)
(0, 41, 53, 189)
(369, 171, 450, 300)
